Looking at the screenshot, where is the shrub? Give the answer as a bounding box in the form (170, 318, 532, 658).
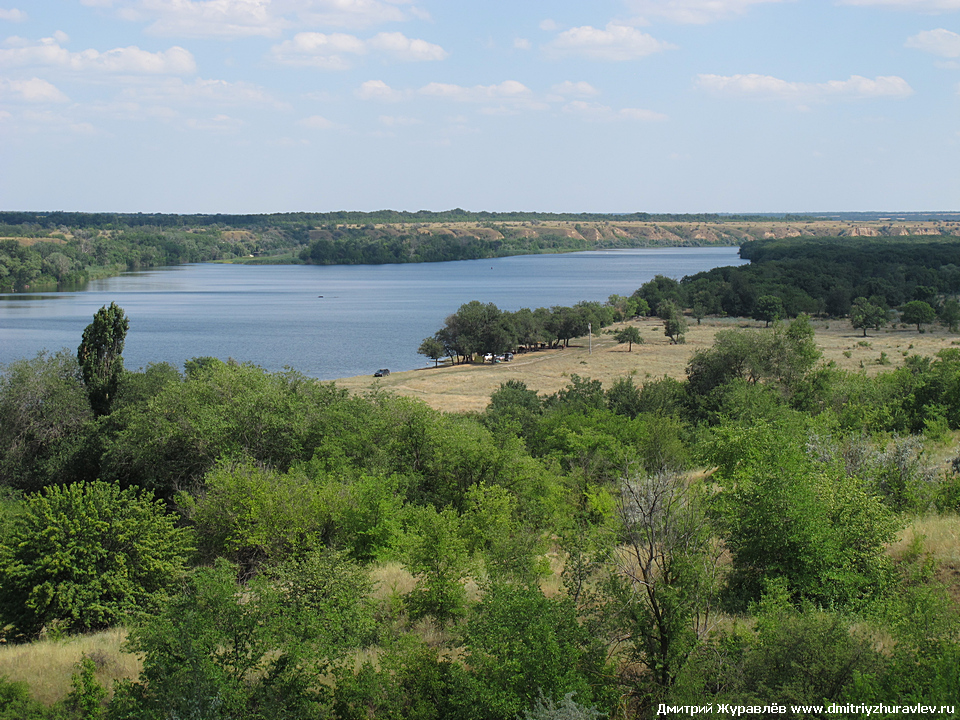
(0, 481, 192, 639)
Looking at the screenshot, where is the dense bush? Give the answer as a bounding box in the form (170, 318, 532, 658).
(0, 481, 192, 639)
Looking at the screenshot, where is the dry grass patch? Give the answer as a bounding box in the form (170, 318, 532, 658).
(888, 514, 960, 566)
(888, 513, 960, 602)
(0, 628, 139, 705)
(334, 316, 960, 414)
(370, 561, 417, 600)
(4, 237, 66, 246)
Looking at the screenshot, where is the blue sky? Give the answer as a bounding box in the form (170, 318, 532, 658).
(1, 0, 958, 213)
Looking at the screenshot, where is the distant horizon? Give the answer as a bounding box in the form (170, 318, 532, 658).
(3, 209, 960, 220)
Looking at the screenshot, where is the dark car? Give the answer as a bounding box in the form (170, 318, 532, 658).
(374, 368, 390, 377)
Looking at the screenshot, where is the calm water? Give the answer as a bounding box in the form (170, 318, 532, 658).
(0, 248, 745, 380)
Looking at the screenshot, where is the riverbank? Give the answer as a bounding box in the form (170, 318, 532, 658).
(333, 315, 960, 413)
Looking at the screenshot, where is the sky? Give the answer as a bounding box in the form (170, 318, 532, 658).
(0, 0, 958, 214)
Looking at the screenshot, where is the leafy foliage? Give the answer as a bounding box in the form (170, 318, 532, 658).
(77, 303, 129, 417)
(459, 583, 609, 719)
(901, 299, 936, 332)
(850, 296, 888, 336)
(113, 553, 373, 720)
(0, 481, 192, 639)
(613, 325, 643, 351)
(404, 506, 471, 625)
(709, 421, 901, 609)
(0, 351, 93, 491)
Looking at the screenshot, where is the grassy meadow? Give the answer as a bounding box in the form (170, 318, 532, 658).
(335, 314, 960, 414)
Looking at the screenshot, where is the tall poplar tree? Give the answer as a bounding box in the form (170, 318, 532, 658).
(77, 302, 129, 416)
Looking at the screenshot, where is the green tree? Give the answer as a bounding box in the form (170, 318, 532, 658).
(691, 303, 707, 326)
(606, 376, 643, 419)
(0, 481, 192, 639)
(633, 275, 683, 316)
(0, 676, 52, 719)
(900, 300, 936, 333)
(658, 301, 687, 344)
(850, 296, 887, 337)
(77, 302, 129, 416)
(112, 554, 371, 720)
(939, 297, 960, 332)
(709, 421, 900, 609)
(418, 336, 446, 367)
(613, 326, 643, 352)
(686, 318, 819, 404)
(753, 295, 785, 327)
(405, 506, 471, 626)
(606, 294, 638, 322)
(459, 583, 606, 719)
(101, 361, 349, 498)
(0, 351, 93, 491)
(485, 379, 543, 439)
(462, 483, 545, 585)
(66, 656, 108, 720)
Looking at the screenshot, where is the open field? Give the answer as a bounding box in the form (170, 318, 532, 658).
(334, 315, 960, 414)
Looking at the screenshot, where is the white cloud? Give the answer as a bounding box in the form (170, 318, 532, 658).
(299, 114, 337, 129)
(185, 113, 244, 131)
(355, 79, 405, 101)
(290, 0, 413, 28)
(0, 37, 196, 74)
(544, 22, 676, 61)
(551, 80, 600, 97)
(20, 109, 97, 134)
(563, 100, 667, 121)
(269, 31, 446, 68)
(379, 114, 421, 126)
(417, 80, 550, 113)
(0, 8, 26, 21)
(0, 77, 69, 102)
(838, 0, 960, 10)
(696, 73, 914, 101)
(539, 19, 558, 31)
(513, 37, 531, 50)
(368, 32, 447, 61)
(121, 77, 285, 108)
(625, 0, 788, 24)
(86, 0, 424, 39)
(133, 0, 289, 38)
(906, 28, 960, 57)
(269, 32, 366, 68)
(419, 80, 531, 101)
(87, 100, 180, 121)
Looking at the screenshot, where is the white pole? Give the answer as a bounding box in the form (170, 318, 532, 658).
(588, 322, 592, 354)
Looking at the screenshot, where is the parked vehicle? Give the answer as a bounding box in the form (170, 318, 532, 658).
(374, 368, 390, 377)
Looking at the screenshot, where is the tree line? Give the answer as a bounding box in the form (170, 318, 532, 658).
(674, 235, 960, 320)
(0, 210, 806, 231)
(0, 230, 253, 292)
(418, 296, 691, 367)
(1, 300, 960, 717)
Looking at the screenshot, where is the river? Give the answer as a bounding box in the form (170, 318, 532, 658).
(0, 247, 746, 380)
